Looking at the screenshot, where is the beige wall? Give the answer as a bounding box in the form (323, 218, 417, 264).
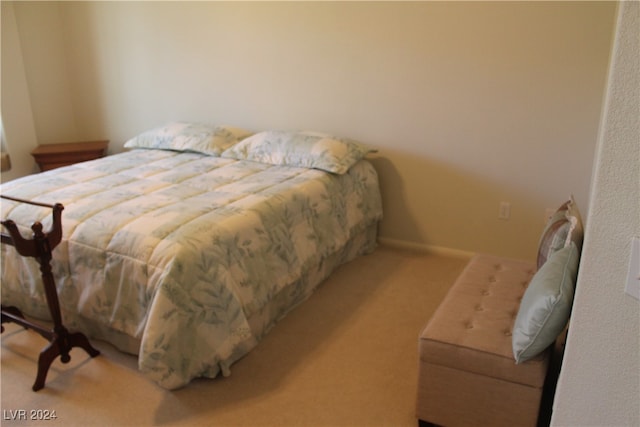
(0, 2, 40, 181)
(552, 2, 639, 425)
(2, 1, 616, 260)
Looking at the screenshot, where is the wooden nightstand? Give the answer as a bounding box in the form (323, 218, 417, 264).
(31, 140, 109, 171)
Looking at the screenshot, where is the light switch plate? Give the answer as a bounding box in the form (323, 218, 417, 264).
(625, 237, 640, 300)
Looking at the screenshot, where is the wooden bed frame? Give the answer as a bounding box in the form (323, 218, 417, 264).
(0, 195, 100, 391)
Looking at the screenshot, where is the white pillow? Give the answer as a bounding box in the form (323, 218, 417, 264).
(221, 130, 376, 174)
(536, 196, 584, 269)
(124, 122, 252, 156)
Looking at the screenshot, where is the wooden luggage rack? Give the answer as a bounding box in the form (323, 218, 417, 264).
(1, 195, 100, 391)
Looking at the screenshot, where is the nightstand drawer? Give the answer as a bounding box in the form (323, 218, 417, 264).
(31, 140, 109, 171)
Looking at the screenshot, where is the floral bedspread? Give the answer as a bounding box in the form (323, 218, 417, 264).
(0, 149, 382, 389)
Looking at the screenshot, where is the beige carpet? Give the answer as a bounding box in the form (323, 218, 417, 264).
(0, 244, 468, 427)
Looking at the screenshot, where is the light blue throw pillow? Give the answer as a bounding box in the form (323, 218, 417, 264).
(512, 242, 579, 363)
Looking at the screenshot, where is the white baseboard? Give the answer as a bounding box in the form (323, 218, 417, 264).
(378, 237, 475, 260)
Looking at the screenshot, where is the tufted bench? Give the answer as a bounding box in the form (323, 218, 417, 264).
(416, 254, 549, 426)
(416, 198, 584, 427)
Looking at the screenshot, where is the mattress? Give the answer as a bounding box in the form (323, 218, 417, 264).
(0, 148, 383, 389)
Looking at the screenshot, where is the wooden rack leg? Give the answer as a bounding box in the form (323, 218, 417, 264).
(1, 306, 101, 391)
(1, 203, 100, 391)
(33, 328, 101, 392)
(30, 236, 101, 391)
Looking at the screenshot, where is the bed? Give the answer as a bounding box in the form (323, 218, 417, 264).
(0, 124, 383, 389)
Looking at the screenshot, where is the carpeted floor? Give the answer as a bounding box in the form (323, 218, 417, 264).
(0, 244, 468, 427)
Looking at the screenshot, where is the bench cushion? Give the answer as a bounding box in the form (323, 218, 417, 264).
(419, 253, 549, 388)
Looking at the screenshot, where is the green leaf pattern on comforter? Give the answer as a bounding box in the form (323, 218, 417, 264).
(0, 149, 382, 389)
